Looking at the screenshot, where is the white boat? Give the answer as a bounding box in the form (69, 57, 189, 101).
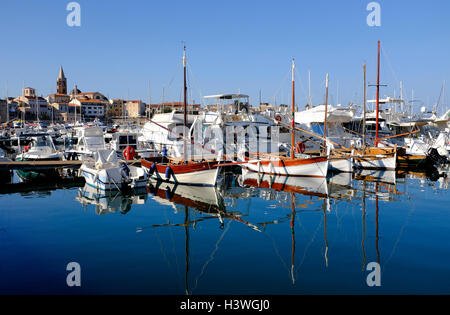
(80, 149, 148, 191)
(69, 126, 106, 157)
(352, 147, 397, 170)
(108, 130, 160, 159)
(16, 134, 63, 161)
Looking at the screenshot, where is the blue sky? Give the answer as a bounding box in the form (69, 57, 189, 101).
(1, 0, 449, 114)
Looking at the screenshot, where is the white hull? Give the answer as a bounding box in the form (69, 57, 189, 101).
(329, 157, 353, 173)
(81, 164, 148, 191)
(244, 157, 329, 178)
(143, 165, 220, 187)
(352, 149, 397, 170)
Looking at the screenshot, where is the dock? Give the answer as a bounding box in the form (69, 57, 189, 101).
(0, 159, 142, 171)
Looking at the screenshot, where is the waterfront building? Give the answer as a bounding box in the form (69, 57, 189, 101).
(124, 100, 146, 118)
(14, 87, 50, 120)
(149, 102, 201, 114)
(106, 99, 124, 118)
(69, 98, 105, 120)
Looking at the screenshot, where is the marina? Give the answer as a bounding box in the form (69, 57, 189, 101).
(1, 0, 450, 300)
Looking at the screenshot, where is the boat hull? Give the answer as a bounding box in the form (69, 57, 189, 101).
(141, 160, 220, 186)
(243, 156, 329, 178)
(81, 165, 148, 191)
(329, 156, 353, 173)
(352, 148, 397, 170)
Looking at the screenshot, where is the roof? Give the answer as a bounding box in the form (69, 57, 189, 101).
(74, 99, 106, 104)
(204, 94, 249, 100)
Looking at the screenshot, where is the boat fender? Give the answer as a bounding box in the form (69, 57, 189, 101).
(148, 162, 157, 175)
(165, 166, 174, 180)
(295, 142, 306, 154)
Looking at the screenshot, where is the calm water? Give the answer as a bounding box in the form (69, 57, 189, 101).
(1, 168, 450, 295)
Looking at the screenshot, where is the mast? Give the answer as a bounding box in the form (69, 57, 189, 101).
(308, 70, 311, 106)
(375, 40, 381, 147)
(5, 82, 8, 123)
(183, 43, 188, 163)
(291, 59, 295, 160)
(363, 62, 367, 148)
(323, 73, 329, 154)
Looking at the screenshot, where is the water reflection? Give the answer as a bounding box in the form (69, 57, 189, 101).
(2, 165, 449, 294)
(76, 184, 148, 215)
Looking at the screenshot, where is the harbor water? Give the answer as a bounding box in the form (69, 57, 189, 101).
(0, 169, 449, 294)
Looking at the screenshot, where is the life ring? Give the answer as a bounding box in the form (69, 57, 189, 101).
(295, 142, 306, 154)
(275, 114, 282, 122)
(123, 146, 136, 160)
(24, 145, 30, 152)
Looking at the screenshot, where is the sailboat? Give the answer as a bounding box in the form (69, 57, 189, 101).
(352, 41, 398, 170)
(242, 59, 329, 177)
(141, 45, 220, 186)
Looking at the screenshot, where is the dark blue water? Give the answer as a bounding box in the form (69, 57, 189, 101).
(1, 169, 450, 294)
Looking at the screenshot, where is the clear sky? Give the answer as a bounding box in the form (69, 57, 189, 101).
(1, 0, 449, 114)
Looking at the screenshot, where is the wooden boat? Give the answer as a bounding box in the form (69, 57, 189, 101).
(141, 45, 220, 187)
(241, 59, 329, 178)
(352, 146, 397, 170)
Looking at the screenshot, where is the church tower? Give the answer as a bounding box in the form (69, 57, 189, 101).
(57, 66, 67, 95)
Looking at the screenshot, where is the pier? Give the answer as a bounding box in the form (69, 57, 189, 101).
(0, 159, 142, 171)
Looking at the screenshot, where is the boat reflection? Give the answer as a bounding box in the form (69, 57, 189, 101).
(76, 183, 148, 215)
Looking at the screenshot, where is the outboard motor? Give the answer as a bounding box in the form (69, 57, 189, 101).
(428, 148, 449, 165)
(120, 162, 131, 183)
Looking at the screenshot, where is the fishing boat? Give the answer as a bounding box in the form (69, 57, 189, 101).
(80, 149, 148, 191)
(241, 59, 329, 178)
(141, 45, 221, 186)
(352, 41, 398, 171)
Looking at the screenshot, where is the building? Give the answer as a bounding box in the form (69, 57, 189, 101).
(15, 87, 50, 120)
(106, 99, 124, 118)
(69, 98, 105, 120)
(149, 102, 202, 114)
(124, 100, 146, 118)
(72, 91, 108, 102)
(47, 66, 71, 122)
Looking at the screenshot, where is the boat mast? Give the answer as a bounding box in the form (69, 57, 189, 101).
(291, 59, 295, 160)
(308, 70, 311, 106)
(363, 62, 367, 148)
(323, 73, 329, 155)
(183, 44, 188, 163)
(375, 40, 381, 147)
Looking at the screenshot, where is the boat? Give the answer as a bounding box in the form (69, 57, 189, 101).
(15, 134, 64, 180)
(241, 59, 329, 178)
(15, 134, 63, 161)
(141, 45, 221, 186)
(80, 149, 148, 191)
(68, 126, 106, 158)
